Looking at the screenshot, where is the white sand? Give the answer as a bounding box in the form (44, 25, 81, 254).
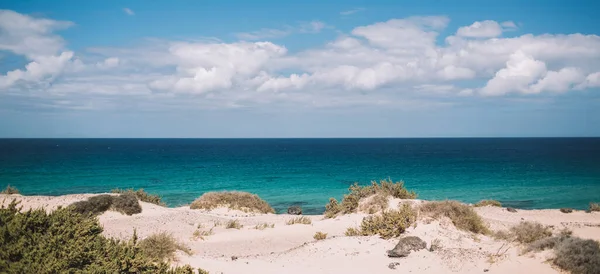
(3, 193, 599, 274)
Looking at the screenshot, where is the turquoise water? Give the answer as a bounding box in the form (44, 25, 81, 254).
(1, 138, 599, 214)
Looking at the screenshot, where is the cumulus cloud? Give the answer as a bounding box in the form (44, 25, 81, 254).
(2, 9, 600, 111)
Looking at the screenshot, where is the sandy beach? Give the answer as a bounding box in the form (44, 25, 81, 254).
(2, 193, 599, 274)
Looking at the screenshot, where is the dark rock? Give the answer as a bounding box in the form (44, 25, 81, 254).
(387, 236, 427, 257)
(287, 205, 302, 215)
(388, 262, 400, 269)
(560, 208, 573, 214)
(506, 207, 517, 213)
(484, 269, 489, 272)
(231, 256, 238, 261)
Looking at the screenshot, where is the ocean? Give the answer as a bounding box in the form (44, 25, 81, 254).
(1, 138, 599, 214)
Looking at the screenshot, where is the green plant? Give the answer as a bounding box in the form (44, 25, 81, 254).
(190, 191, 275, 214)
(359, 194, 389, 214)
(111, 188, 166, 206)
(313, 231, 327, 240)
(345, 227, 360, 236)
(324, 198, 342, 218)
(474, 200, 502, 207)
(510, 221, 552, 244)
(1, 185, 19, 195)
(138, 232, 191, 261)
(419, 200, 489, 234)
(358, 204, 416, 239)
(0, 199, 197, 273)
(589, 203, 600, 212)
(112, 192, 142, 215)
(526, 236, 600, 274)
(70, 194, 115, 216)
(286, 216, 312, 225)
(225, 219, 243, 229)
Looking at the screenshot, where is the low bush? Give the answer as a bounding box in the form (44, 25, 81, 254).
(510, 221, 552, 244)
(138, 232, 192, 262)
(359, 194, 389, 214)
(345, 227, 361, 236)
(358, 204, 416, 239)
(1, 185, 19, 195)
(324, 179, 417, 218)
(560, 208, 574, 213)
(0, 199, 199, 273)
(286, 216, 312, 225)
(112, 192, 142, 215)
(225, 219, 243, 229)
(111, 188, 165, 206)
(527, 236, 600, 274)
(474, 200, 502, 207)
(419, 200, 489, 234)
(313, 231, 327, 240)
(190, 191, 275, 214)
(589, 203, 600, 212)
(70, 194, 114, 216)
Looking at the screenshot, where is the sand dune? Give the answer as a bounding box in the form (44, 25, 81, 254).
(2, 193, 599, 274)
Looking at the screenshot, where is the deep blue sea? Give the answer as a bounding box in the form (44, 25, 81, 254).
(1, 138, 599, 214)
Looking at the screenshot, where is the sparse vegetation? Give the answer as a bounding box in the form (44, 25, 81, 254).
(0, 199, 199, 273)
(419, 200, 489, 234)
(254, 223, 274, 230)
(111, 188, 166, 206)
(112, 192, 142, 215)
(430, 238, 442, 251)
(1, 185, 19, 195)
(474, 200, 502, 207)
(560, 208, 574, 213)
(286, 216, 312, 225)
(70, 194, 115, 216)
(190, 191, 275, 214)
(313, 231, 327, 240)
(589, 202, 600, 212)
(492, 230, 513, 241)
(138, 232, 192, 262)
(345, 227, 361, 236)
(526, 236, 600, 274)
(193, 229, 214, 240)
(358, 204, 416, 239)
(324, 179, 417, 218)
(225, 219, 243, 229)
(359, 194, 389, 214)
(510, 221, 552, 244)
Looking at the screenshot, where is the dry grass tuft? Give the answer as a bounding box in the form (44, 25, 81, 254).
(430, 238, 443, 251)
(358, 204, 416, 239)
(510, 221, 552, 244)
(286, 216, 312, 225)
(492, 230, 514, 241)
(345, 227, 361, 236)
(324, 179, 416, 218)
(589, 202, 600, 212)
(138, 232, 192, 262)
(1, 185, 20, 195)
(111, 188, 165, 206)
(313, 231, 327, 240)
(190, 191, 275, 214)
(474, 200, 502, 207)
(419, 200, 489, 234)
(225, 219, 243, 229)
(192, 228, 214, 240)
(254, 223, 274, 230)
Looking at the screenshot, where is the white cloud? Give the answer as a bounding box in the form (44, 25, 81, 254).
(123, 8, 135, 16)
(96, 57, 120, 69)
(480, 51, 547, 96)
(340, 8, 365, 16)
(456, 20, 503, 38)
(501, 21, 518, 29)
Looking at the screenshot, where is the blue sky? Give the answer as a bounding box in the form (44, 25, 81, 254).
(1, 0, 599, 137)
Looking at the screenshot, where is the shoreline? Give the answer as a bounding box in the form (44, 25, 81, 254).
(2, 192, 600, 273)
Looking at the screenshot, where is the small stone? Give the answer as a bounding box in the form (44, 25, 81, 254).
(287, 205, 302, 215)
(506, 207, 517, 213)
(484, 269, 489, 272)
(387, 236, 427, 257)
(231, 256, 238, 261)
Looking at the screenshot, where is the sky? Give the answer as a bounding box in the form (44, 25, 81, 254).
(0, 0, 599, 138)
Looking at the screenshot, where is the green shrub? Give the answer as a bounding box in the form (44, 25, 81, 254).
(419, 200, 489, 234)
(313, 231, 327, 240)
(138, 232, 191, 262)
(190, 191, 275, 214)
(112, 193, 142, 215)
(324, 179, 416, 218)
(526, 236, 600, 274)
(1, 185, 19, 195)
(474, 200, 502, 207)
(560, 208, 574, 213)
(111, 188, 166, 206)
(0, 199, 197, 273)
(510, 221, 552, 244)
(589, 203, 600, 212)
(345, 227, 361, 236)
(286, 216, 312, 225)
(358, 204, 416, 239)
(70, 194, 114, 216)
